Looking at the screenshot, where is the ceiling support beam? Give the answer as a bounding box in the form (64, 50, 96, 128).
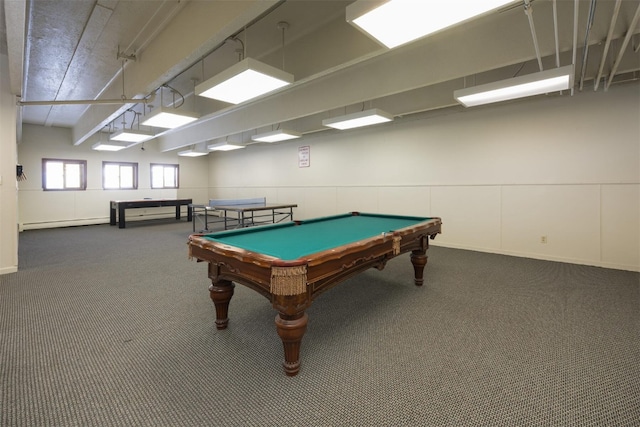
(523, 0, 543, 71)
(579, 0, 597, 91)
(552, 0, 560, 68)
(594, 0, 621, 91)
(571, 0, 579, 96)
(70, 0, 279, 146)
(158, 6, 553, 152)
(3, 0, 27, 96)
(605, 2, 640, 91)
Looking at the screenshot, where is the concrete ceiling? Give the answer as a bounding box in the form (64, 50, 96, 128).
(2, 0, 640, 153)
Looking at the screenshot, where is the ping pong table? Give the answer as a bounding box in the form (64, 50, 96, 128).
(190, 198, 297, 232)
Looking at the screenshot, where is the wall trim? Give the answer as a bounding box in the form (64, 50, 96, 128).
(20, 212, 187, 231)
(432, 241, 640, 273)
(0, 266, 18, 275)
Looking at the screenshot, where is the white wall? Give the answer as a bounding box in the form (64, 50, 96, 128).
(17, 124, 209, 229)
(208, 83, 640, 271)
(11, 84, 639, 271)
(0, 52, 19, 274)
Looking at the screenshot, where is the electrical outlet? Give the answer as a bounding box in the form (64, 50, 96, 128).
(540, 236, 547, 244)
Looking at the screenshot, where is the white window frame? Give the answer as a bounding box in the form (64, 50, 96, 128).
(150, 163, 179, 189)
(42, 158, 87, 191)
(103, 161, 138, 190)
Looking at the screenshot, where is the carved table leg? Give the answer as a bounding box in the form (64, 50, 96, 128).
(209, 280, 235, 330)
(275, 312, 308, 376)
(410, 249, 428, 286)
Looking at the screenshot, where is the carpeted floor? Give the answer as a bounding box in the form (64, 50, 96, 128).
(1, 219, 639, 426)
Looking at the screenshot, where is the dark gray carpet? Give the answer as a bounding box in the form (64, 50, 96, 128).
(1, 220, 639, 426)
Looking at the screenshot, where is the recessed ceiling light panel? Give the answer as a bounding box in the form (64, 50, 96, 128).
(323, 108, 394, 130)
(196, 58, 294, 104)
(251, 129, 302, 143)
(347, 0, 515, 49)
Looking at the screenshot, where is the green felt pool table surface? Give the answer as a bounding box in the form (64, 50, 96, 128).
(201, 212, 433, 260)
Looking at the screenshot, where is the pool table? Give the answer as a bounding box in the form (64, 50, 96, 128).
(187, 212, 442, 376)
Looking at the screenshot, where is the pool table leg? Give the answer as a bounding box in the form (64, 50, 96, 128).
(410, 249, 428, 286)
(209, 280, 235, 330)
(275, 312, 308, 376)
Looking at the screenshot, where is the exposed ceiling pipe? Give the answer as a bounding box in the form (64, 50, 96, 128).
(571, 0, 579, 95)
(552, 0, 564, 95)
(579, 0, 597, 91)
(79, 0, 286, 146)
(594, 0, 622, 91)
(605, 2, 640, 90)
(16, 1, 285, 138)
(16, 97, 23, 144)
(17, 98, 149, 106)
(552, 0, 560, 68)
(523, 0, 543, 71)
(18, 12, 151, 110)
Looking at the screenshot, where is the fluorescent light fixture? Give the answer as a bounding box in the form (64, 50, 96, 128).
(454, 65, 575, 107)
(178, 150, 208, 157)
(207, 141, 246, 152)
(251, 129, 301, 143)
(141, 106, 199, 129)
(92, 141, 129, 151)
(178, 147, 208, 157)
(195, 58, 294, 104)
(110, 128, 154, 143)
(346, 0, 515, 49)
(322, 108, 393, 130)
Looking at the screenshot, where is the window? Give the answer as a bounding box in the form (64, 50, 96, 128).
(103, 162, 138, 190)
(150, 163, 179, 189)
(42, 158, 87, 191)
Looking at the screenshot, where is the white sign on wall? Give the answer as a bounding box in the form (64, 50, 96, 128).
(298, 146, 310, 168)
